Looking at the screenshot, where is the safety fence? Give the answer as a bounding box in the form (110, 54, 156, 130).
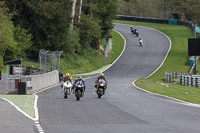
(38, 49, 63, 73)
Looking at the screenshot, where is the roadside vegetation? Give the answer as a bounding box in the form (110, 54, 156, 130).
(0, 30, 125, 118)
(114, 20, 200, 104)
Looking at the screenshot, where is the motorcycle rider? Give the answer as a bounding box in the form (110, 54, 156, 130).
(61, 73, 73, 91)
(95, 73, 107, 95)
(134, 28, 139, 36)
(73, 76, 86, 96)
(130, 26, 134, 33)
(63, 73, 73, 83)
(139, 37, 143, 46)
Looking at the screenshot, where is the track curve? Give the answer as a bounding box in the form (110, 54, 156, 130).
(38, 24, 200, 133)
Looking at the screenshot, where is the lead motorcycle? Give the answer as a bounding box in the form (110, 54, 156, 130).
(96, 79, 107, 98)
(62, 80, 73, 99)
(74, 81, 85, 101)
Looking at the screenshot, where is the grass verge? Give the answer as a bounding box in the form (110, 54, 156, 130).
(114, 20, 200, 104)
(0, 95, 35, 118)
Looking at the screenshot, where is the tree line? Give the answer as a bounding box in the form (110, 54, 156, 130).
(1, 0, 199, 68)
(118, 0, 200, 25)
(0, 0, 126, 68)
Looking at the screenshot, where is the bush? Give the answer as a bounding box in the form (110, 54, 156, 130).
(79, 14, 102, 49)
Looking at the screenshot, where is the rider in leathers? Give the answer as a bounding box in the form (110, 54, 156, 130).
(95, 73, 107, 95)
(73, 76, 86, 96)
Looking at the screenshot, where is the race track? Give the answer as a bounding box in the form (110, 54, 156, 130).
(38, 24, 200, 133)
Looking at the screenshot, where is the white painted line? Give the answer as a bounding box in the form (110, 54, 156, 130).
(132, 80, 200, 108)
(101, 29, 126, 73)
(0, 97, 35, 121)
(34, 94, 39, 121)
(118, 23, 200, 108)
(72, 29, 127, 79)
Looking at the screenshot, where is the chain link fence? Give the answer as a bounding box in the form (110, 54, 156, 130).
(38, 49, 63, 73)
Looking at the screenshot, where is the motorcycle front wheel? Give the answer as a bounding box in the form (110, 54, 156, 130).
(76, 90, 81, 101)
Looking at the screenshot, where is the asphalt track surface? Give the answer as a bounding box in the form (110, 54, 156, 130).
(38, 24, 200, 133)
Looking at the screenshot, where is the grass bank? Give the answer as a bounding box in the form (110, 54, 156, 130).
(0, 95, 35, 118)
(60, 30, 124, 75)
(114, 20, 200, 104)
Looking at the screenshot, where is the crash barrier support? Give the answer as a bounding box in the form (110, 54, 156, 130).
(189, 56, 199, 74)
(21, 70, 59, 94)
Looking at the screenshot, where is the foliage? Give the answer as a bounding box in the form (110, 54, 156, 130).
(172, 0, 200, 25)
(117, 0, 200, 24)
(14, 25, 33, 59)
(0, 2, 33, 67)
(60, 30, 124, 74)
(5, 0, 70, 58)
(0, 3, 17, 62)
(64, 27, 81, 54)
(78, 14, 102, 49)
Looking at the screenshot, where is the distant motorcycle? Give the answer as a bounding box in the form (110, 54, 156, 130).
(96, 79, 106, 98)
(130, 27, 139, 37)
(62, 80, 73, 99)
(139, 39, 143, 46)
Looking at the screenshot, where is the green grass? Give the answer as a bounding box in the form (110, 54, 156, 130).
(0, 95, 35, 118)
(136, 83, 200, 104)
(114, 20, 200, 104)
(60, 30, 124, 75)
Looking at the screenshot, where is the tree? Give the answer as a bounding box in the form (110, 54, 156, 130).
(70, 0, 77, 29)
(0, 1, 32, 67)
(78, 0, 82, 23)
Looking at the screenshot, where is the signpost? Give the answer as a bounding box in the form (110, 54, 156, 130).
(188, 38, 200, 74)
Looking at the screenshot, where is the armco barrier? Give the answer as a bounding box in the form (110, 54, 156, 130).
(117, 15, 168, 24)
(21, 70, 59, 94)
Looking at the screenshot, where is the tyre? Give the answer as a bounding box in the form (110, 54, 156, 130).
(76, 90, 81, 101)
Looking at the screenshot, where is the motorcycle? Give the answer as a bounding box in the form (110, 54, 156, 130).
(130, 27, 135, 34)
(135, 29, 139, 37)
(139, 39, 143, 46)
(130, 27, 139, 37)
(96, 79, 106, 98)
(74, 82, 85, 101)
(62, 80, 73, 99)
